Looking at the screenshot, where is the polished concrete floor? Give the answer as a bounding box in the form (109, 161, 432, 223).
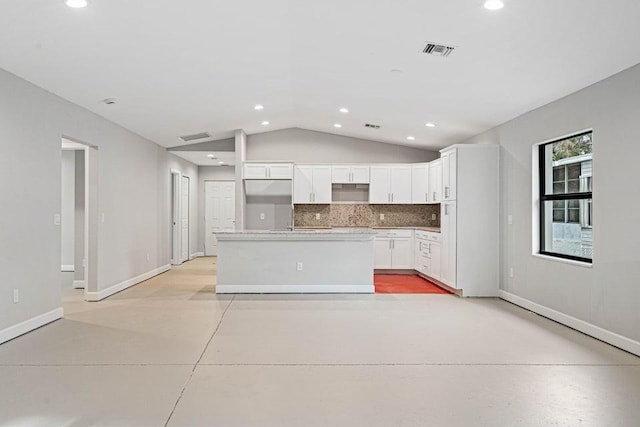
(1, 257, 639, 426)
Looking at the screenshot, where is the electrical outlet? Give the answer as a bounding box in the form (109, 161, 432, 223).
(380, 213, 384, 220)
(508, 215, 513, 225)
(260, 213, 265, 220)
(315, 213, 321, 220)
(146, 253, 150, 261)
(101, 213, 105, 223)
(296, 262, 303, 271)
(509, 267, 514, 278)
(13, 289, 19, 304)
(54, 214, 61, 226)
(431, 214, 436, 220)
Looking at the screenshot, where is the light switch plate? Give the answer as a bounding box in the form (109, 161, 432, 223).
(54, 214, 61, 226)
(380, 213, 384, 220)
(431, 214, 436, 220)
(260, 213, 265, 220)
(315, 213, 321, 220)
(508, 215, 513, 225)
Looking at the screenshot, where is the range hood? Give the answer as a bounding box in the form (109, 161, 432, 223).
(244, 179, 292, 197)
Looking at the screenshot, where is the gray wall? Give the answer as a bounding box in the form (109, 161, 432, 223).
(460, 63, 640, 344)
(0, 67, 198, 334)
(197, 166, 236, 252)
(60, 150, 75, 268)
(247, 128, 439, 163)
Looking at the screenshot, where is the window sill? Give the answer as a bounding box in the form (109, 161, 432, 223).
(532, 253, 593, 268)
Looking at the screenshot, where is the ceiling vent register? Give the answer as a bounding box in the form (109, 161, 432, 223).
(178, 132, 212, 142)
(364, 123, 381, 129)
(422, 42, 456, 58)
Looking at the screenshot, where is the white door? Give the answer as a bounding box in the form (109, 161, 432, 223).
(180, 176, 190, 263)
(293, 166, 313, 203)
(312, 166, 332, 203)
(171, 172, 180, 264)
(391, 237, 413, 269)
(411, 164, 429, 204)
(374, 238, 392, 269)
(205, 181, 236, 256)
(390, 166, 412, 204)
(369, 166, 390, 203)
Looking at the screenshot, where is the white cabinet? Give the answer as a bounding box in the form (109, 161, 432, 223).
(428, 159, 442, 203)
(415, 230, 441, 279)
(374, 229, 413, 269)
(437, 144, 499, 296)
(244, 163, 293, 180)
(332, 165, 370, 184)
(441, 148, 457, 201)
(369, 165, 412, 204)
(411, 163, 430, 204)
(440, 202, 457, 288)
(293, 165, 331, 204)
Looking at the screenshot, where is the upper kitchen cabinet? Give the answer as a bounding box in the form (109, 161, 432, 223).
(437, 144, 499, 297)
(428, 159, 442, 203)
(244, 163, 293, 180)
(411, 163, 430, 204)
(441, 148, 457, 201)
(369, 165, 412, 204)
(293, 165, 332, 204)
(332, 165, 370, 184)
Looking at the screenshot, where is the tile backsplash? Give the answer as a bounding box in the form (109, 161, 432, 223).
(294, 204, 440, 228)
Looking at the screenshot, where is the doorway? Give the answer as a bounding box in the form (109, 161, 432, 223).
(204, 181, 236, 256)
(170, 170, 191, 265)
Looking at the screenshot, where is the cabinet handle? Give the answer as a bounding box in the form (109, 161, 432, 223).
(445, 205, 448, 215)
(425, 192, 428, 203)
(350, 172, 353, 182)
(433, 192, 436, 201)
(391, 193, 394, 203)
(392, 240, 395, 249)
(445, 186, 449, 198)
(267, 168, 270, 178)
(428, 243, 431, 254)
(389, 240, 392, 249)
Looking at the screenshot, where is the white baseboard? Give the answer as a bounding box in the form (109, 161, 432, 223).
(216, 284, 375, 294)
(499, 290, 640, 357)
(73, 280, 85, 289)
(85, 264, 171, 301)
(0, 308, 64, 345)
(61, 265, 75, 272)
(190, 252, 204, 260)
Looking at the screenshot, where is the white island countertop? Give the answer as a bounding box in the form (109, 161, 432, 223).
(215, 228, 377, 241)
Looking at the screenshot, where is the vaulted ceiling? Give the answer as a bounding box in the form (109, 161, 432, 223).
(1, 0, 639, 150)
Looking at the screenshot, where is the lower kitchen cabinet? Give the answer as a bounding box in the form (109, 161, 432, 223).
(414, 230, 441, 280)
(374, 229, 413, 269)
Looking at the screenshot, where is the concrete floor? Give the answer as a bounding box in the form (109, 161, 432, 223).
(1, 257, 639, 426)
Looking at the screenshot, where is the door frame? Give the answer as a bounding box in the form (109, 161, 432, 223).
(170, 169, 181, 265)
(61, 137, 98, 301)
(180, 175, 190, 263)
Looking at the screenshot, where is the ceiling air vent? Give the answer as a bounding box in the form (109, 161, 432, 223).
(422, 42, 456, 58)
(365, 123, 381, 129)
(178, 132, 211, 143)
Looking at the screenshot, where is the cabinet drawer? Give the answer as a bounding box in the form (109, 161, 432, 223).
(375, 229, 413, 238)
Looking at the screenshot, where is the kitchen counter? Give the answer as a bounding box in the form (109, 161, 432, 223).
(215, 229, 375, 294)
(293, 226, 441, 233)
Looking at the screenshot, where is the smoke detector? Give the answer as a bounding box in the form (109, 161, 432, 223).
(422, 41, 456, 58)
(178, 132, 212, 143)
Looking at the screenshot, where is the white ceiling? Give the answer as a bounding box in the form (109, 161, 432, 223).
(1, 1, 639, 150)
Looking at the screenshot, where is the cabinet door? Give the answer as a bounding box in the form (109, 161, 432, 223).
(442, 149, 457, 201)
(331, 166, 352, 183)
(244, 164, 268, 179)
(420, 252, 431, 275)
(414, 240, 423, 272)
(374, 238, 392, 269)
(441, 202, 457, 287)
(312, 166, 332, 203)
(391, 238, 413, 269)
(293, 166, 313, 203)
(369, 166, 391, 203)
(390, 166, 412, 204)
(429, 159, 442, 203)
(268, 164, 293, 179)
(428, 241, 441, 280)
(351, 166, 370, 183)
(411, 164, 429, 204)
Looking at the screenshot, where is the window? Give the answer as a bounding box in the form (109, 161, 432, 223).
(538, 131, 592, 262)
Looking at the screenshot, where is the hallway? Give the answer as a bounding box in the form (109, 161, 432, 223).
(1, 258, 639, 426)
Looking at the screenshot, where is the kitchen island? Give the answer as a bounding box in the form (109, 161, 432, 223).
(215, 229, 376, 293)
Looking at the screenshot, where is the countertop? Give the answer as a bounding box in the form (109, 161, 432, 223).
(215, 228, 377, 241)
(295, 226, 441, 233)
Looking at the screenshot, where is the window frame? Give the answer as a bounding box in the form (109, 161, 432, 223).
(538, 131, 593, 263)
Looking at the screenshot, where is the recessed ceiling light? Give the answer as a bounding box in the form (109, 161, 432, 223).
(254, 104, 264, 111)
(339, 108, 349, 114)
(66, 0, 87, 8)
(407, 136, 416, 141)
(483, 0, 504, 10)
(425, 122, 436, 128)
(207, 154, 216, 159)
(390, 69, 404, 73)
(218, 161, 225, 165)
(261, 121, 270, 126)
(102, 98, 116, 105)
(333, 123, 342, 128)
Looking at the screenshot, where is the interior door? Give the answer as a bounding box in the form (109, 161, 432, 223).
(180, 176, 190, 263)
(205, 181, 236, 256)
